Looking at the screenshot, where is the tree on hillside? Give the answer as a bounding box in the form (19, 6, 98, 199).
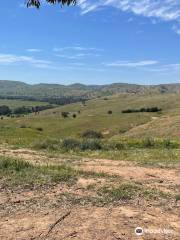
(27, 0, 76, 8)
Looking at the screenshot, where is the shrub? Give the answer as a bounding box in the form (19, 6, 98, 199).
(61, 112, 69, 118)
(108, 141, 125, 150)
(108, 110, 112, 114)
(33, 138, 60, 150)
(72, 114, 77, 118)
(175, 194, 180, 202)
(142, 138, 155, 148)
(36, 127, 43, 131)
(62, 138, 80, 150)
(82, 130, 103, 139)
(81, 139, 102, 151)
(20, 124, 27, 128)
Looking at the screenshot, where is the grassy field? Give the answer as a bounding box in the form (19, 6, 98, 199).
(0, 93, 180, 146)
(0, 99, 48, 109)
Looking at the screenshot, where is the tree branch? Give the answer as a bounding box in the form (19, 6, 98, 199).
(27, 0, 76, 8)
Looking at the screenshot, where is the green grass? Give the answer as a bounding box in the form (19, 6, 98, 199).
(31, 137, 180, 167)
(0, 99, 48, 109)
(97, 183, 170, 204)
(0, 93, 180, 167)
(0, 156, 77, 187)
(99, 183, 141, 201)
(0, 156, 115, 187)
(175, 194, 180, 202)
(0, 156, 173, 206)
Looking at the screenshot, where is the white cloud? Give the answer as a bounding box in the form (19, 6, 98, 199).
(78, 0, 180, 34)
(26, 48, 42, 52)
(172, 25, 180, 34)
(105, 60, 158, 67)
(53, 45, 102, 59)
(78, 0, 180, 20)
(53, 46, 103, 52)
(0, 53, 51, 69)
(55, 53, 100, 59)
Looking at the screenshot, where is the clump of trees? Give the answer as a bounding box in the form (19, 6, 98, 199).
(0, 105, 54, 116)
(0, 106, 11, 116)
(122, 107, 162, 113)
(0, 95, 88, 106)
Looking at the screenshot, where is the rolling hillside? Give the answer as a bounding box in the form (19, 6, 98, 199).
(1, 92, 180, 147)
(0, 80, 180, 99)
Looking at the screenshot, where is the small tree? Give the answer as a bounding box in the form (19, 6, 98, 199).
(0, 106, 11, 116)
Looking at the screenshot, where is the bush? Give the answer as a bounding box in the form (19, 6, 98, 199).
(108, 110, 112, 114)
(142, 138, 155, 148)
(33, 138, 60, 150)
(62, 138, 80, 150)
(82, 130, 103, 139)
(81, 139, 102, 151)
(20, 124, 27, 128)
(108, 141, 125, 150)
(36, 127, 43, 131)
(72, 114, 77, 118)
(61, 112, 69, 118)
(175, 194, 180, 202)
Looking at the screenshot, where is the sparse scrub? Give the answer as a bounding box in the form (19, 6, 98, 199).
(33, 138, 60, 150)
(108, 141, 125, 150)
(61, 111, 69, 118)
(62, 138, 81, 150)
(0, 156, 77, 186)
(142, 137, 155, 148)
(20, 124, 27, 128)
(0, 157, 31, 171)
(99, 183, 141, 202)
(82, 130, 103, 139)
(175, 194, 180, 202)
(81, 139, 102, 151)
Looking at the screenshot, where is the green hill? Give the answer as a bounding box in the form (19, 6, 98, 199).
(0, 80, 180, 99)
(1, 92, 180, 147)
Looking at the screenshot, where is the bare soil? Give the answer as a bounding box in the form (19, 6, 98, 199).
(0, 146, 179, 240)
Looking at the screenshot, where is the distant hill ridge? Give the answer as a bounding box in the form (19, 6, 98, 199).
(0, 80, 180, 99)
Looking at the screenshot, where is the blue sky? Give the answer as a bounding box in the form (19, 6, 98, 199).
(0, 0, 180, 85)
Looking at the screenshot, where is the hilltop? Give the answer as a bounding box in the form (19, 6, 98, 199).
(0, 80, 180, 99)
